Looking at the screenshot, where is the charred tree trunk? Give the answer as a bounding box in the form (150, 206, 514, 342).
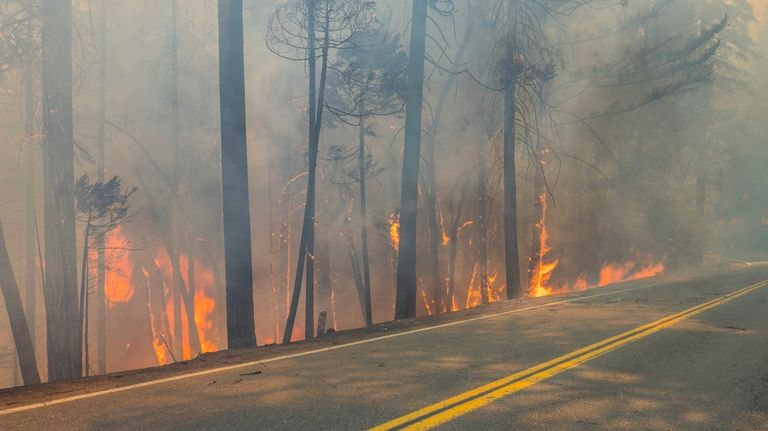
(317, 222, 332, 323)
(42, 0, 80, 381)
(303, 9, 331, 340)
(527, 160, 545, 294)
(358, 101, 373, 327)
(284, 0, 318, 344)
(0, 221, 41, 385)
(395, 0, 428, 319)
(477, 150, 489, 305)
(149, 258, 174, 363)
(218, 0, 257, 349)
(187, 239, 197, 351)
(266, 134, 279, 342)
(278, 181, 290, 338)
(284, 0, 331, 343)
(95, 0, 108, 375)
(169, 0, 183, 360)
(446, 181, 468, 311)
(79, 216, 92, 376)
(424, 159, 443, 313)
(422, 1, 476, 314)
(343, 228, 368, 323)
(135, 171, 203, 356)
(23, 63, 37, 359)
(503, 76, 522, 299)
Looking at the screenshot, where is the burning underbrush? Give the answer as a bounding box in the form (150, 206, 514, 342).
(527, 192, 665, 298)
(98, 194, 665, 375)
(103, 227, 224, 371)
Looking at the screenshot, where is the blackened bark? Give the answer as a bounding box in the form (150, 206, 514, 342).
(187, 240, 198, 353)
(503, 78, 522, 299)
(42, 0, 81, 381)
(424, 162, 443, 313)
(358, 101, 373, 327)
(395, 0, 428, 320)
(477, 151, 489, 305)
(0, 221, 41, 385)
(218, 0, 256, 348)
(283, 0, 318, 344)
(317, 223, 332, 321)
(79, 217, 91, 376)
(170, 0, 183, 361)
(421, 3, 477, 314)
(446, 181, 468, 310)
(23, 64, 37, 359)
(95, 0, 108, 375)
(527, 164, 545, 293)
(284, 0, 331, 343)
(303, 7, 331, 340)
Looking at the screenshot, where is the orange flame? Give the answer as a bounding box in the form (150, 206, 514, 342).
(631, 261, 665, 279)
(389, 212, 400, 251)
(530, 193, 559, 297)
(527, 193, 665, 298)
(419, 288, 432, 316)
(600, 260, 665, 286)
(105, 226, 135, 308)
(194, 288, 218, 353)
(150, 245, 223, 362)
(598, 262, 636, 286)
(487, 273, 501, 302)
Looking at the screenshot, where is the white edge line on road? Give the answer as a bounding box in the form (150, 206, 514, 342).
(0, 278, 683, 416)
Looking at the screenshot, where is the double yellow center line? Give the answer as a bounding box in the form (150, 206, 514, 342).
(370, 280, 768, 431)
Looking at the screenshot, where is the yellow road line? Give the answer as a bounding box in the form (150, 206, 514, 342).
(370, 280, 768, 431)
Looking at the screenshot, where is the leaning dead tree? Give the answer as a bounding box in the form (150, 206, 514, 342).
(0, 221, 40, 386)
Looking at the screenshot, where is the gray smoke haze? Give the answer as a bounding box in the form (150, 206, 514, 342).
(0, 0, 765, 388)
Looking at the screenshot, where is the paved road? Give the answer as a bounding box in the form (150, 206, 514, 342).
(3, 265, 768, 430)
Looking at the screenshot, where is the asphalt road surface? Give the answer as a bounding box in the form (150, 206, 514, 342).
(2, 264, 768, 430)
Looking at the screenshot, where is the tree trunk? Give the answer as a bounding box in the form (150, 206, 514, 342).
(284, 0, 331, 343)
(42, 0, 80, 381)
(503, 77, 522, 299)
(421, 2, 477, 315)
(527, 163, 545, 294)
(135, 170, 203, 356)
(424, 158, 443, 313)
(79, 217, 91, 376)
(218, 0, 256, 348)
(0, 221, 41, 385)
(317, 223, 332, 322)
(303, 7, 331, 340)
(477, 150, 489, 305)
(23, 61, 37, 360)
(283, 0, 318, 344)
(395, 0, 428, 320)
(446, 181, 468, 311)
(278, 181, 290, 340)
(187, 239, 197, 351)
(95, 0, 108, 375)
(343, 229, 368, 323)
(148, 258, 174, 363)
(358, 101, 373, 327)
(169, 0, 183, 361)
